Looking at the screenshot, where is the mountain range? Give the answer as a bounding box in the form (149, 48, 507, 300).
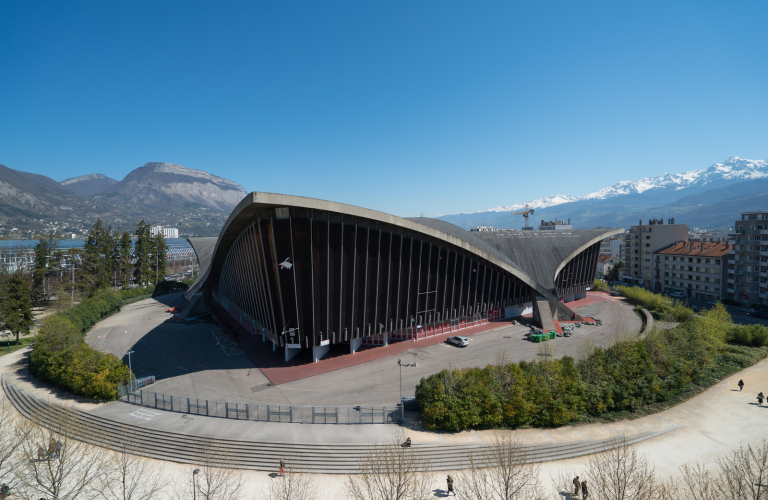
(0, 162, 247, 237)
(439, 157, 768, 231)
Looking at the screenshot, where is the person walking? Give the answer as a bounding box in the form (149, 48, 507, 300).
(758, 392, 765, 406)
(279, 458, 285, 477)
(582, 480, 589, 499)
(446, 475, 455, 496)
(573, 476, 581, 496)
(738, 379, 745, 392)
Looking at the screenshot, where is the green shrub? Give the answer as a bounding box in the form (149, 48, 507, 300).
(29, 285, 160, 401)
(593, 279, 609, 292)
(416, 304, 766, 431)
(729, 324, 768, 347)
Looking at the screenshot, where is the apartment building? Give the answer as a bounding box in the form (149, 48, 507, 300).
(599, 236, 625, 257)
(654, 241, 730, 301)
(727, 211, 768, 306)
(623, 218, 688, 288)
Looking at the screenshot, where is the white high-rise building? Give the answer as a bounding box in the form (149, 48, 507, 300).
(150, 226, 179, 239)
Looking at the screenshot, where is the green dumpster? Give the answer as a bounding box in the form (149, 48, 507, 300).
(531, 334, 542, 342)
(549, 330, 557, 339)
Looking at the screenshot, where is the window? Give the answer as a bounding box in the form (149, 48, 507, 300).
(645, 243, 650, 247)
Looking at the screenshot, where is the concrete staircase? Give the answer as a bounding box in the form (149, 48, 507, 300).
(2, 375, 677, 474)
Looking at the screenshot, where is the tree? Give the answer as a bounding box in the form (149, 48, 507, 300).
(608, 260, 625, 282)
(0, 398, 32, 493)
(167, 439, 244, 500)
(1, 273, 34, 345)
(260, 458, 321, 500)
(457, 431, 542, 500)
(97, 436, 165, 500)
(15, 406, 108, 500)
(81, 219, 116, 295)
(31, 233, 63, 303)
(345, 431, 434, 500)
(558, 437, 657, 500)
(150, 231, 167, 285)
(117, 231, 132, 287)
(132, 221, 152, 286)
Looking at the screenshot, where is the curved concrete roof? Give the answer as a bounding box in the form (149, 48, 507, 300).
(187, 192, 621, 300)
(186, 237, 217, 287)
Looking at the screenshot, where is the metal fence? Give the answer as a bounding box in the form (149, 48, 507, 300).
(117, 386, 402, 425)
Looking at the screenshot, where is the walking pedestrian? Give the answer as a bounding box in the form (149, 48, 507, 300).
(582, 480, 589, 499)
(279, 458, 285, 476)
(758, 392, 764, 406)
(738, 379, 745, 392)
(573, 475, 581, 496)
(403, 437, 412, 448)
(446, 475, 455, 496)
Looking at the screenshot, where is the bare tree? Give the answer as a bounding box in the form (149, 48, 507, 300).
(656, 463, 719, 500)
(457, 431, 542, 500)
(167, 438, 244, 500)
(98, 435, 166, 500)
(14, 405, 109, 500)
(0, 397, 32, 492)
(553, 437, 657, 500)
(259, 458, 322, 500)
(345, 430, 434, 500)
(713, 439, 768, 500)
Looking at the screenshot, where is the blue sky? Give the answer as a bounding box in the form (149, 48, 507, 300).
(1, 1, 767, 217)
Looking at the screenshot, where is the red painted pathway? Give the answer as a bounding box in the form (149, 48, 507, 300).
(215, 292, 614, 385)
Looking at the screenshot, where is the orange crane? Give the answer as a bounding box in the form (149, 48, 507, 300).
(510, 203, 535, 230)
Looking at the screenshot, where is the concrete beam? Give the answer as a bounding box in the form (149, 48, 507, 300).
(312, 344, 330, 363)
(349, 337, 362, 354)
(285, 346, 301, 362)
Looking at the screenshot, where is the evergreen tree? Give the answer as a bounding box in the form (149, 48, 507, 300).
(150, 232, 168, 285)
(31, 233, 62, 303)
(81, 219, 116, 294)
(133, 220, 152, 286)
(1, 273, 34, 345)
(118, 231, 133, 287)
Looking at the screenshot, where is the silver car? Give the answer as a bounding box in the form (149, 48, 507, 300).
(447, 336, 469, 347)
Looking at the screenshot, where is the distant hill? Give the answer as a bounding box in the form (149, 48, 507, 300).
(439, 157, 768, 230)
(0, 161, 245, 237)
(97, 162, 247, 212)
(60, 173, 117, 196)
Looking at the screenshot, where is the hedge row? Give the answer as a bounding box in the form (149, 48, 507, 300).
(415, 304, 767, 431)
(30, 282, 189, 401)
(729, 323, 768, 348)
(616, 286, 693, 322)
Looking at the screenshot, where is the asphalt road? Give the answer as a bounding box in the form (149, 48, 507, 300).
(86, 293, 642, 407)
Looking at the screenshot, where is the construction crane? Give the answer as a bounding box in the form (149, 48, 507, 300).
(510, 203, 535, 230)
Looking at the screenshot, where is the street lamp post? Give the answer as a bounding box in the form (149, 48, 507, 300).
(126, 350, 134, 393)
(397, 358, 403, 404)
(192, 468, 200, 500)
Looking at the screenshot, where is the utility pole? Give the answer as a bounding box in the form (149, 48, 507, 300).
(126, 350, 134, 392)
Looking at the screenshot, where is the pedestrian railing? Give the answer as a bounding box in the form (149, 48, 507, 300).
(117, 385, 403, 425)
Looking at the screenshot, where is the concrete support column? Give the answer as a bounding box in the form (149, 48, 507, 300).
(312, 344, 330, 363)
(349, 337, 362, 354)
(285, 346, 301, 362)
(272, 341, 276, 352)
(382, 331, 389, 347)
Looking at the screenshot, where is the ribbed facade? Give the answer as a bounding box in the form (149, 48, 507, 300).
(554, 241, 601, 297)
(214, 207, 534, 349)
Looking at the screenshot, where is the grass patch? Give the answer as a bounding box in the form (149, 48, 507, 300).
(0, 336, 36, 357)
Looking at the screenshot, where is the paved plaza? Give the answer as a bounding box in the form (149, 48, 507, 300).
(83, 291, 640, 407)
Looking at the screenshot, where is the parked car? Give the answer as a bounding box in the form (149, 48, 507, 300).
(447, 336, 469, 347)
(692, 305, 701, 313)
(610, 290, 622, 296)
(669, 291, 685, 299)
(750, 311, 768, 320)
(744, 308, 757, 314)
(706, 300, 719, 307)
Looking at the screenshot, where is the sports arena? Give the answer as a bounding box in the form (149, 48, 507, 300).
(187, 193, 621, 363)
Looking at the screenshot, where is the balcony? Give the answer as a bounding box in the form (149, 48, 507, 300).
(760, 272, 768, 278)
(760, 293, 768, 299)
(761, 229, 768, 235)
(727, 288, 735, 293)
(728, 249, 737, 254)
(760, 251, 768, 257)
(727, 278, 735, 284)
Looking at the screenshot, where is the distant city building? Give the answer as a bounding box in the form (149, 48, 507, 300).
(599, 237, 625, 257)
(623, 218, 688, 288)
(470, 225, 501, 232)
(538, 218, 572, 230)
(596, 255, 623, 279)
(654, 241, 731, 301)
(150, 226, 179, 239)
(727, 211, 768, 305)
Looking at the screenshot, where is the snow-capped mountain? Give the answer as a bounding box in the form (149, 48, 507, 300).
(582, 157, 768, 200)
(478, 194, 582, 213)
(439, 156, 768, 231)
(450, 157, 768, 216)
